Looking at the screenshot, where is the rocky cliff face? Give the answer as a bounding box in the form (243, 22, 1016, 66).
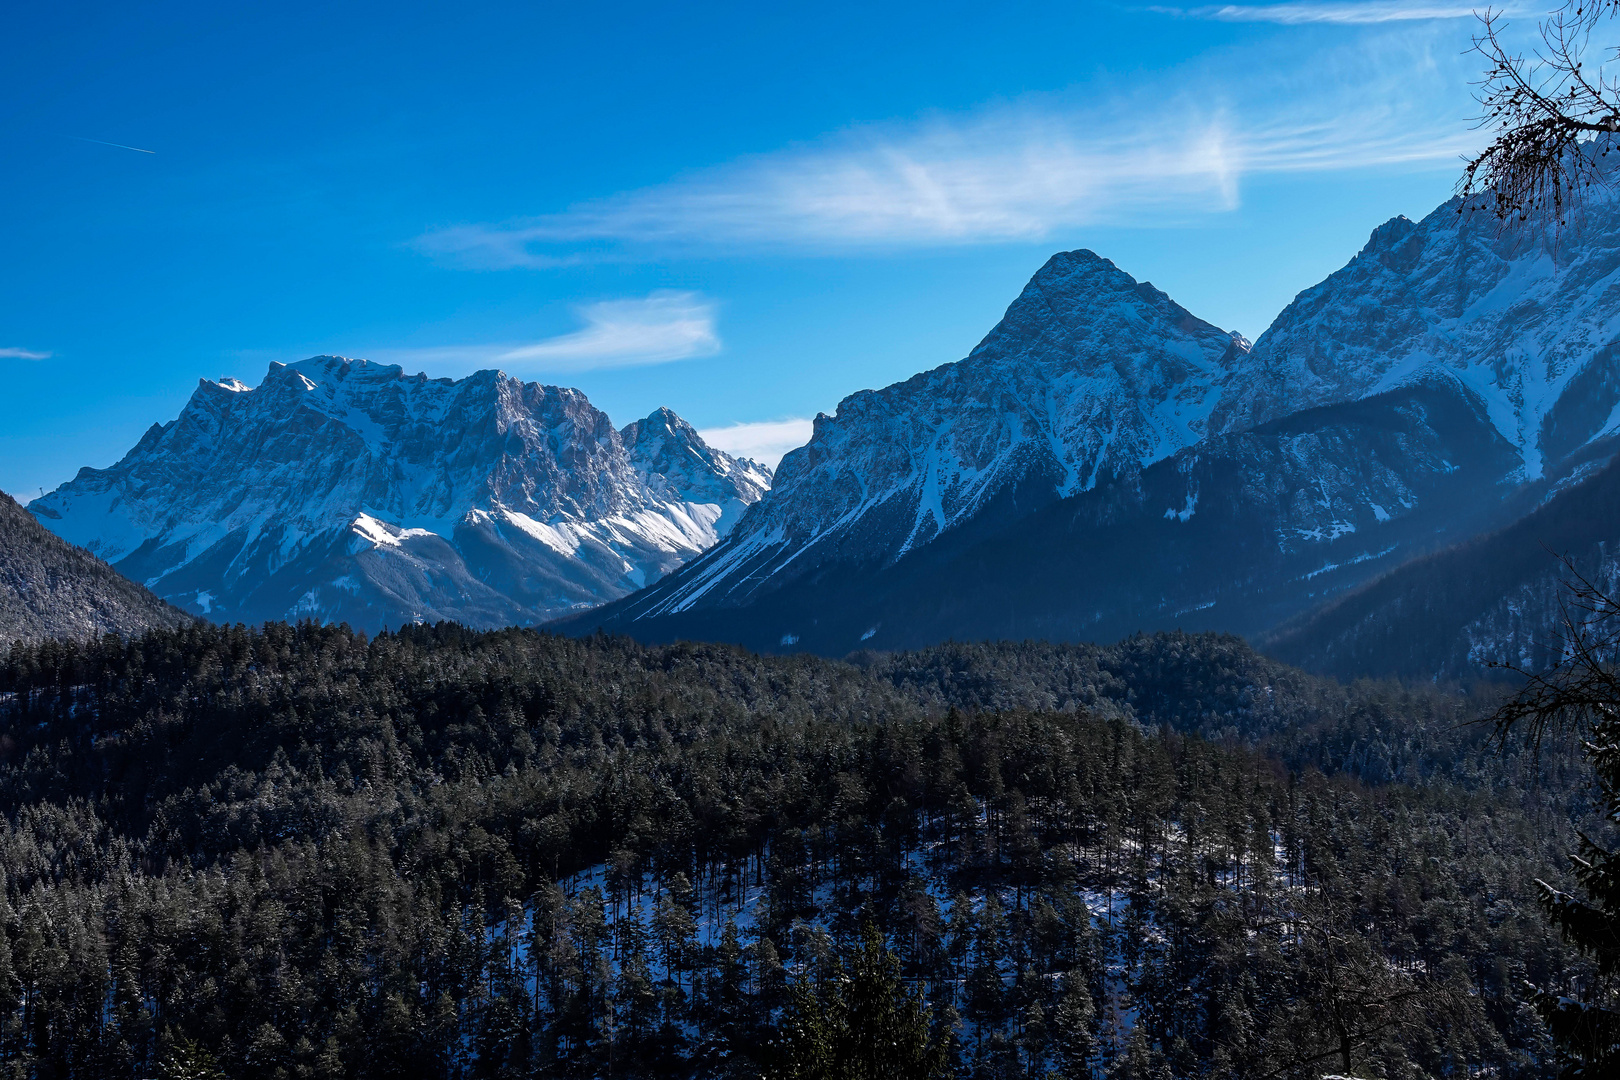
(565, 181, 1620, 662)
(633, 251, 1251, 617)
(30, 357, 770, 631)
(1218, 187, 1620, 478)
(0, 490, 187, 643)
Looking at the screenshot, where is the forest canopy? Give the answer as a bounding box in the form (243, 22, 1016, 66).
(0, 622, 1600, 1078)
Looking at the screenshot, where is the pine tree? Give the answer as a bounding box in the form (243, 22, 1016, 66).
(157, 1039, 227, 1080)
(1052, 968, 1097, 1080)
(1491, 569, 1620, 1076)
(765, 923, 949, 1080)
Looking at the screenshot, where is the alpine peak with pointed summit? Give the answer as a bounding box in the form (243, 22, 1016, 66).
(30, 356, 771, 630)
(564, 181, 1620, 665)
(619, 249, 1253, 619)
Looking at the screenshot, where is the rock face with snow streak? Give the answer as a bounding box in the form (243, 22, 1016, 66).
(1217, 188, 1620, 477)
(629, 250, 1251, 617)
(562, 184, 1620, 660)
(569, 375, 1523, 654)
(621, 407, 768, 534)
(30, 357, 770, 630)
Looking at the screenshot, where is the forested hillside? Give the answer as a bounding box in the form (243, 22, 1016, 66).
(1265, 447, 1620, 681)
(0, 625, 1597, 1078)
(0, 491, 187, 644)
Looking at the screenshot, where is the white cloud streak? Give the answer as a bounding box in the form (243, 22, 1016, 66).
(424, 112, 1472, 266)
(1150, 2, 1511, 25)
(495, 292, 718, 369)
(0, 347, 51, 360)
(697, 418, 815, 470)
(366, 291, 719, 376)
(417, 29, 1486, 268)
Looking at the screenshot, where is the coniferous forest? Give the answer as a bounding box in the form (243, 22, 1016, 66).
(0, 623, 1605, 1078)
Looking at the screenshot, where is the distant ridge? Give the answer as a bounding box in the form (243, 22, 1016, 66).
(30, 357, 771, 632)
(1264, 442, 1620, 681)
(0, 490, 188, 643)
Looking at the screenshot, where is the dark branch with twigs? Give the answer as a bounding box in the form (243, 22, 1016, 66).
(1486, 556, 1620, 1071)
(1461, 1, 1620, 223)
(1488, 552, 1620, 754)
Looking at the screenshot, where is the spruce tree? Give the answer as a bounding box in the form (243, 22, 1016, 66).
(157, 1039, 227, 1080)
(765, 923, 948, 1080)
(1491, 570, 1620, 1076)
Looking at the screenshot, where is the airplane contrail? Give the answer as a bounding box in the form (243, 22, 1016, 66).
(64, 134, 155, 154)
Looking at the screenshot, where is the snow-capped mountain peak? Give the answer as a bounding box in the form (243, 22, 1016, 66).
(571, 171, 1620, 659)
(631, 249, 1250, 616)
(31, 356, 769, 629)
(623, 406, 772, 509)
(1217, 182, 1620, 481)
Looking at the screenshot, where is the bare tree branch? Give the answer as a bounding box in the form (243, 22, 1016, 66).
(1460, 1, 1620, 224)
(1487, 551, 1620, 756)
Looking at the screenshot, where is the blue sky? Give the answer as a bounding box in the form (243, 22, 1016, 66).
(1, 1, 1520, 497)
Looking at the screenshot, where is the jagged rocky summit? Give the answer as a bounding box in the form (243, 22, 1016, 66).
(1218, 187, 1620, 474)
(619, 250, 1253, 615)
(31, 357, 770, 631)
(0, 490, 188, 643)
(560, 182, 1620, 665)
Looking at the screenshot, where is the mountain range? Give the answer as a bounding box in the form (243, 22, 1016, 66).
(555, 186, 1620, 672)
(18, 180, 1620, 678)
(28, 357, 769, 631)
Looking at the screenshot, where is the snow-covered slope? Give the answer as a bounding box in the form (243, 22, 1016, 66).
(1219, 185, 1620, 480)
(565, 375, 1522, 654)
(632, 250, 1250, 616)
(565, 180, 1620, 658)
(30, 356, 770, 630)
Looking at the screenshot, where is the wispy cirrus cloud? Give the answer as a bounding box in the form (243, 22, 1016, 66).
(0, 347, 51, 360)
(421, 118, 1247, 268)
(497, 291, 718, 368)
(1148, 2, 1514, 25)
(417, 29, 1485, 268)
(367, 291, 720, 376)
(697, 418, 815, 470)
